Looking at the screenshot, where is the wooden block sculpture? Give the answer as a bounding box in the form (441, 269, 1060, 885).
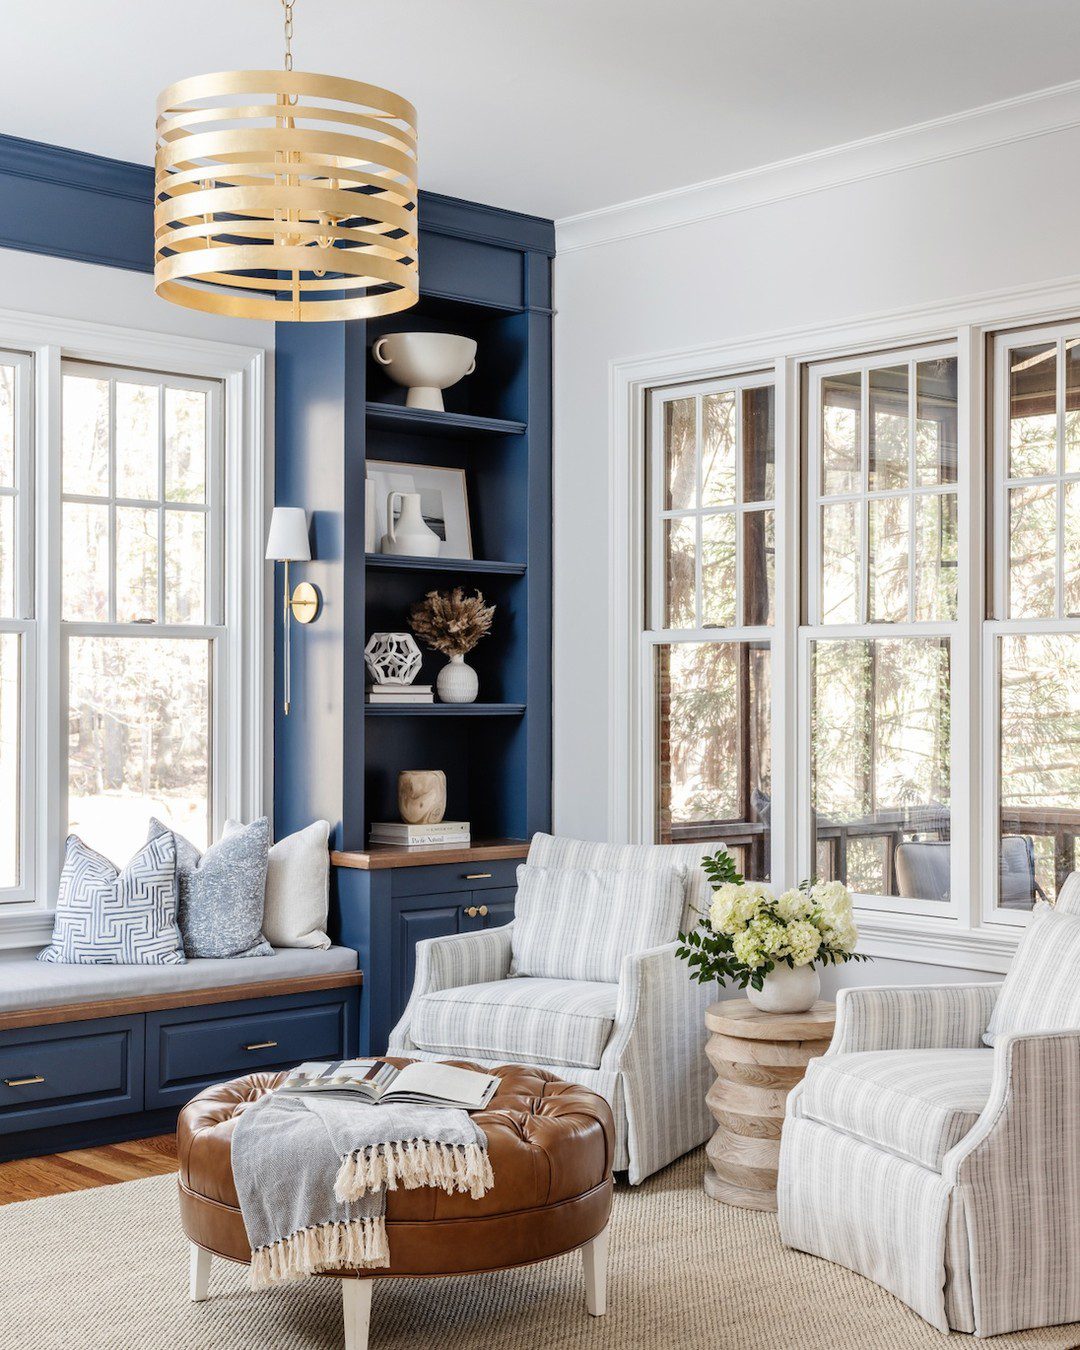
(704, 999, 835, 1212)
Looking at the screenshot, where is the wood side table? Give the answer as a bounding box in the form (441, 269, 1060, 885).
(704, 998, 835, 1212)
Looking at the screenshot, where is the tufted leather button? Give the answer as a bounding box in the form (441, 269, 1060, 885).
(177, 1060, 615, 1278)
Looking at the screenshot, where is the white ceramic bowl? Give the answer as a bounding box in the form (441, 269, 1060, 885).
(372, 332, 478, 412)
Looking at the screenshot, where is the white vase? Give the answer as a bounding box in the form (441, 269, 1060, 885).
(437, 653, 478, 704)
(746, 963, 820, 1014)
(380, 491, 440, 557)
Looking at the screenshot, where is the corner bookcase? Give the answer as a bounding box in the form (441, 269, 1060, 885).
(273, 192, 554, 1052)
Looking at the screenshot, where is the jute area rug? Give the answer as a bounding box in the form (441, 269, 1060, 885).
(3, 1148, 1079, 1350)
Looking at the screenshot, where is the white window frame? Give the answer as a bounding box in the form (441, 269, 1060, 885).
(983, 323, 1080, 926)
(610, 276, 1080, 974)
(0, 309, 267, 948)
(802, 342, 962, 922)
(0, 349, 37, 907)
(59, 359, 226, 869)
(644, 372, 777, 865)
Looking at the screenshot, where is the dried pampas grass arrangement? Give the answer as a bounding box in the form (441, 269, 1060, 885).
(409, 587, 495, 657)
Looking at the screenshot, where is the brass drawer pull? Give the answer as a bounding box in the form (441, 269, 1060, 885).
(4, 1076, 44, 1087)
(478, 905, 489, 918)
(464, 873, 492, 880)
(464, 906, 479, 918)
(245, 1041, 278, 1052)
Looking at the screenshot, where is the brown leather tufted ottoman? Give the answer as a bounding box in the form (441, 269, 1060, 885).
(178, 1060, 615, 1349)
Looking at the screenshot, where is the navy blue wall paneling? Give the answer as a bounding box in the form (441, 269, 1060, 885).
(273, 321, 348, 844)
(0, 134, 153, 272)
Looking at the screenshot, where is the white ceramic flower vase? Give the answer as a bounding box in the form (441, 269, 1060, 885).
(436, 653, 478, 704)
(746, 962, 820, 1014)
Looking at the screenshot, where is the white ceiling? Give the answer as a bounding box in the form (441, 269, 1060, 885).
(4, 0, 1080, 220)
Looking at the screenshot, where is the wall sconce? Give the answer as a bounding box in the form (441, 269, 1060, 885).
(265, 507, 319, 716)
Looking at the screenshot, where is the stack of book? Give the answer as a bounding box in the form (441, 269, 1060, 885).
(369, 821, 471, 847)
(365, 683, 433, 705)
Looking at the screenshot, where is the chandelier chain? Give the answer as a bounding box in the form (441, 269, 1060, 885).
(282, 0, 295, 72)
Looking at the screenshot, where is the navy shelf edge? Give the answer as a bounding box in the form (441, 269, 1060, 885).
(364, 703, 526, 717)
(364, 404, 527, 438)
(365, 554, 527, 575)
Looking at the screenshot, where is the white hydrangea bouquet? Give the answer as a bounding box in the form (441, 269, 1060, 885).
(676, 851, 870, 1000)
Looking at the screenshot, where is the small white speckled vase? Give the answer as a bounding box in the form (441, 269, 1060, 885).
(436, 653, 478, 704)
(746, 963, 820, 1014)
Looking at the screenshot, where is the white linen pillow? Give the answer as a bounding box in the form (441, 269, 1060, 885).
(984, 904, 1080, 1046)
(226, 818, 331, 949)
(511, 863, 686, 983)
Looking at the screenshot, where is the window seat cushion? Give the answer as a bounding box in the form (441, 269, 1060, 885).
(0, 945, 358, 1014)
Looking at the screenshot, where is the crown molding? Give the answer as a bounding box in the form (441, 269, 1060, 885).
(557, 78, 1080, 254)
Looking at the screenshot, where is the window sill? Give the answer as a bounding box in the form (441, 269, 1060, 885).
(854, 911, 1022, 974)
(0, 910, 54, 952)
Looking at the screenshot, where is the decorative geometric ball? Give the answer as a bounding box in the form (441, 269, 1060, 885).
(364, 632, 422, 686)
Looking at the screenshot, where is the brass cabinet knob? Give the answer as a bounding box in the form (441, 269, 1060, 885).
(478, 905, 489, 917)
(464, 906, 479, 918)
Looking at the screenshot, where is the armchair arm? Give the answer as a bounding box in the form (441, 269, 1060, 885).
(600, 942, 715, 1184)
(939, 1028, 1080, 1337)
(830, 982, 1001, 1055)
(944, 1027, 1080, 1180)
(387, 924, 514, 1053)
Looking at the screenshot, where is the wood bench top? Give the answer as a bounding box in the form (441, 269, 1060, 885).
(0, 969, 363, 1033)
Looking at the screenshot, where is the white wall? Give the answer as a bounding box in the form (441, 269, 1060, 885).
(0, 248, 274, 354)
(551, 99, 1080, 984)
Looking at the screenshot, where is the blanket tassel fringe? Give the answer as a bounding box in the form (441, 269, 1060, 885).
(250, 1217, 389, 1289)
(335, 1138, 494, 1203)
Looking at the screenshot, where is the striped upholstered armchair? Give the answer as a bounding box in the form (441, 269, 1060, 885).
(778, 872, 1080, 1339)
(389, 833, 718, 1182)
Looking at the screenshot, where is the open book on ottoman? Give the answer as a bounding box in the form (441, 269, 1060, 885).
(278, 1058, 499, 1111)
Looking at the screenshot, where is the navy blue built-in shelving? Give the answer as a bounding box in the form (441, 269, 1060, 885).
(273, 193, 554, 1053)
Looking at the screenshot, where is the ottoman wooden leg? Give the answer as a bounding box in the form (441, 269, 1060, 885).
(342, 1278, 373, 1350)
(188, 1243, 212, 1302)
(582, 1225, 610, 1316)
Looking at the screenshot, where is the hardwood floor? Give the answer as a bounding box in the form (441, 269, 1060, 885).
(0, 1134, 178, 1205)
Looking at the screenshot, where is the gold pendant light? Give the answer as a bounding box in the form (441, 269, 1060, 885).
(154, 0, 418, 322)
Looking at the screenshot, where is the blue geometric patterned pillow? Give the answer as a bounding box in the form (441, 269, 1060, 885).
(38, 833, 185, 966)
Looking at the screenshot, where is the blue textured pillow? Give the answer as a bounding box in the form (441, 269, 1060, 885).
(38, 833, 184, 966)
(149, 817, 272, 959)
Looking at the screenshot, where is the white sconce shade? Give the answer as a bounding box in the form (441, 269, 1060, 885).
(266, 507, 311, 562)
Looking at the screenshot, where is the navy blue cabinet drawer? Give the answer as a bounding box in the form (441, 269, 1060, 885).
(391, 858, 521, 898)
(0, 1016, 143, 1134)
(145, 989, 357, 1109)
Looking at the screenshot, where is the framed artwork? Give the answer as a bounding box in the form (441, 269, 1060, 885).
(366, 460, 473, 559)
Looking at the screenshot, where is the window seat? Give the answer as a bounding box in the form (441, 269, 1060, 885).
(0, 947, 362, 1161)
(0, 946, 360, 1028)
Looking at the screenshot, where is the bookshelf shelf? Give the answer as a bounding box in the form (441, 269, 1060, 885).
(364, 703, 526, 717)
(365, 554, 526, 576)
(365, 403, 526, 439)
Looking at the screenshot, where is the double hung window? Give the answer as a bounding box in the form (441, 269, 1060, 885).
(648, 376, 775, 877)
(806, 348, 958, 910)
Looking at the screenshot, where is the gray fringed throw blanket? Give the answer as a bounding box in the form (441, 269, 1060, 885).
(232, 1091, 493, 1288)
